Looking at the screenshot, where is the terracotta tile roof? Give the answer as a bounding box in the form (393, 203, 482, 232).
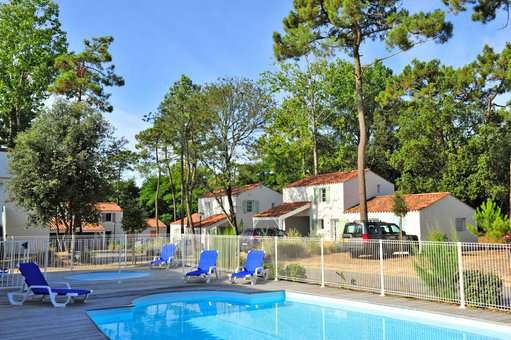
(96, 202, 122, 212)
(345, 192, 450, 213)
(49, 220, 105, 233)
(200, 183, 261, 198)
(170, 213, 228, 229)
(286, 170, 364, 188)
(145, 218, 166, 228)
(254, 201, 311, 218)
(170, 213, 201, 226)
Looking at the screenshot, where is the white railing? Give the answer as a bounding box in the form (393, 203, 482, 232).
(2, 234, 511, 312)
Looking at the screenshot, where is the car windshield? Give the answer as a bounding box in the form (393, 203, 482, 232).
(382, 224, 400, 234)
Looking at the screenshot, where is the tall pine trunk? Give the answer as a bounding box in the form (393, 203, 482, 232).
(154, 144, 161, 235)
(353, 39, 368, 225)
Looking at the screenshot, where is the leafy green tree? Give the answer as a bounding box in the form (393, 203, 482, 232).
(445, 0, 510, 23)
(262, 60, 333, 176)
(8, 100, 116, 235)
(158, 75, 211, 234)
(0, 0, 67, 147)
(392, 192, 409, 240)
(50, 36, 124, 112)
(273, 0, 452, 224)
(202, 78, 273, 234)
(121, 198, 147, 234)
(136, 126, 164, 234)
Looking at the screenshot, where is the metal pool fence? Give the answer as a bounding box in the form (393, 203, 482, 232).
(1, 234, 510, 311)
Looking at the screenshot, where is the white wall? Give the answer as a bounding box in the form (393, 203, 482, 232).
(100, 211, 124, 236)
(198, 185, 282, 230)
(419, 195, 477, 242)
(343, 170, 395, 211)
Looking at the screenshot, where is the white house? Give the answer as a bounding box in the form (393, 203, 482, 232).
(0, 150, 48, 240)
(344, 192, 477, 242)
(176, 183, 283, 234)
(140, 218, 167, 237)
(253, 169, 395, 239)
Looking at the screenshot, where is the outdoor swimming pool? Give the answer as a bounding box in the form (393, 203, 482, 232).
(87, 290, 511, 339)
(66, 271, 149, 281)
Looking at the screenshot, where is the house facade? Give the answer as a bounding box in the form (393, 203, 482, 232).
(0, 151, 48, 240)
(344, 192, 477, 242)
(254, 169, 395, 239)
(141, 218, 167, 237)
(177, 183, 283, 234)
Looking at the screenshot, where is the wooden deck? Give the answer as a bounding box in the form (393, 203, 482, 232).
(1, 267, 511, 339)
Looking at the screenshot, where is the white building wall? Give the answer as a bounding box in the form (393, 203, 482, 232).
(343, 171, 395, 211)
(0, 152, 48, 239)
(236, 186, 282, 229)
(100, 211, 124, 236)
(198, 185, 282, 230)
(419, 195, 477, 242)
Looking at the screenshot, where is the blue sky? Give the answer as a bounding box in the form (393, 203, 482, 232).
(55, 0, 511, 155)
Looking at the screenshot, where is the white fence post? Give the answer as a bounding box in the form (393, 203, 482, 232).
(274, 236, 278, 281)
(124, 234, 128, 266)
(43, 239, 49, 277)
(457, 242, 465, 309)
(379, 240, 385, 296)
(320, 237, 325, 287)
(70, 233, 75, 271)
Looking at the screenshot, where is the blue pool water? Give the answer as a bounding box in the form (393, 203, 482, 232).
(87, 291, 511, 340)
(66, 271, 149, 281)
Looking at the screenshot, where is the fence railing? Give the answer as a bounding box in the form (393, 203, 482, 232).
(2, 234, 511, 312)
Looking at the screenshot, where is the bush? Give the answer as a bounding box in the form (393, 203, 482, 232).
(283, 263, 307, 279)
(464, 270, 503, 307)
(471, 198, 511, 240)
(239, 251, 247, 267)
(266, 263, 285, 280)
(286, 228, 302, 237)
(323, 241, 337, 254)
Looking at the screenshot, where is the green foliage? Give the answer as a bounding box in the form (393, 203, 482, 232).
(50, 36, 124, 112)
(0, 0, 67, 146)
(444, 0, 510, 23)
(463, 270, 503, 307)
(286, 229, 302, 237)
(380, 47, 511, 211)
(427, 230, 449, 242)
(282, 263, 307, 280)
(121, 198, 148, 234)
(392, 192, 409, 218)
(472, 198, 511, 239)
(9, 100, 117, 233)
(266, 263, 285, 280)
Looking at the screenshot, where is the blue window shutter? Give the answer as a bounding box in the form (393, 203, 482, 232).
(254, 200, 260, 212)
(242, 200, 247, 214)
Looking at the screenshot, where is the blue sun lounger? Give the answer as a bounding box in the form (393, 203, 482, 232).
(7, 262, 92, 308)
(230, 249, 267, 285)
(184, 250, 218, 284)
(151, 243, 176, 268)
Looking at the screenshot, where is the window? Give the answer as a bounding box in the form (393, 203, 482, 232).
(318, 219, 324, 230)
(204, 201, 212, 214)
(271, 202, 276, 208)
(455, 218, 466, 232)
(320, 188, 327, 202)
(344, 223, 362, 235)
(105, 213, 112, 222)
(246, 200, 253, 213)
(376, 184, 381, 193)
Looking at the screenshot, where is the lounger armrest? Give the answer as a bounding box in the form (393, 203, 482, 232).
(208, 266, 216, 275)
(153, 256, 159, 261)
(28, 285, 52, 294)
(50, 281, 71, 289)
(234, 266, 244, 273)
(254, 267, 264, 275)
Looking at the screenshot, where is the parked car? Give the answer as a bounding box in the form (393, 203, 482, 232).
(342, 221, 418, 258)
(240, 228, 286, 252)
